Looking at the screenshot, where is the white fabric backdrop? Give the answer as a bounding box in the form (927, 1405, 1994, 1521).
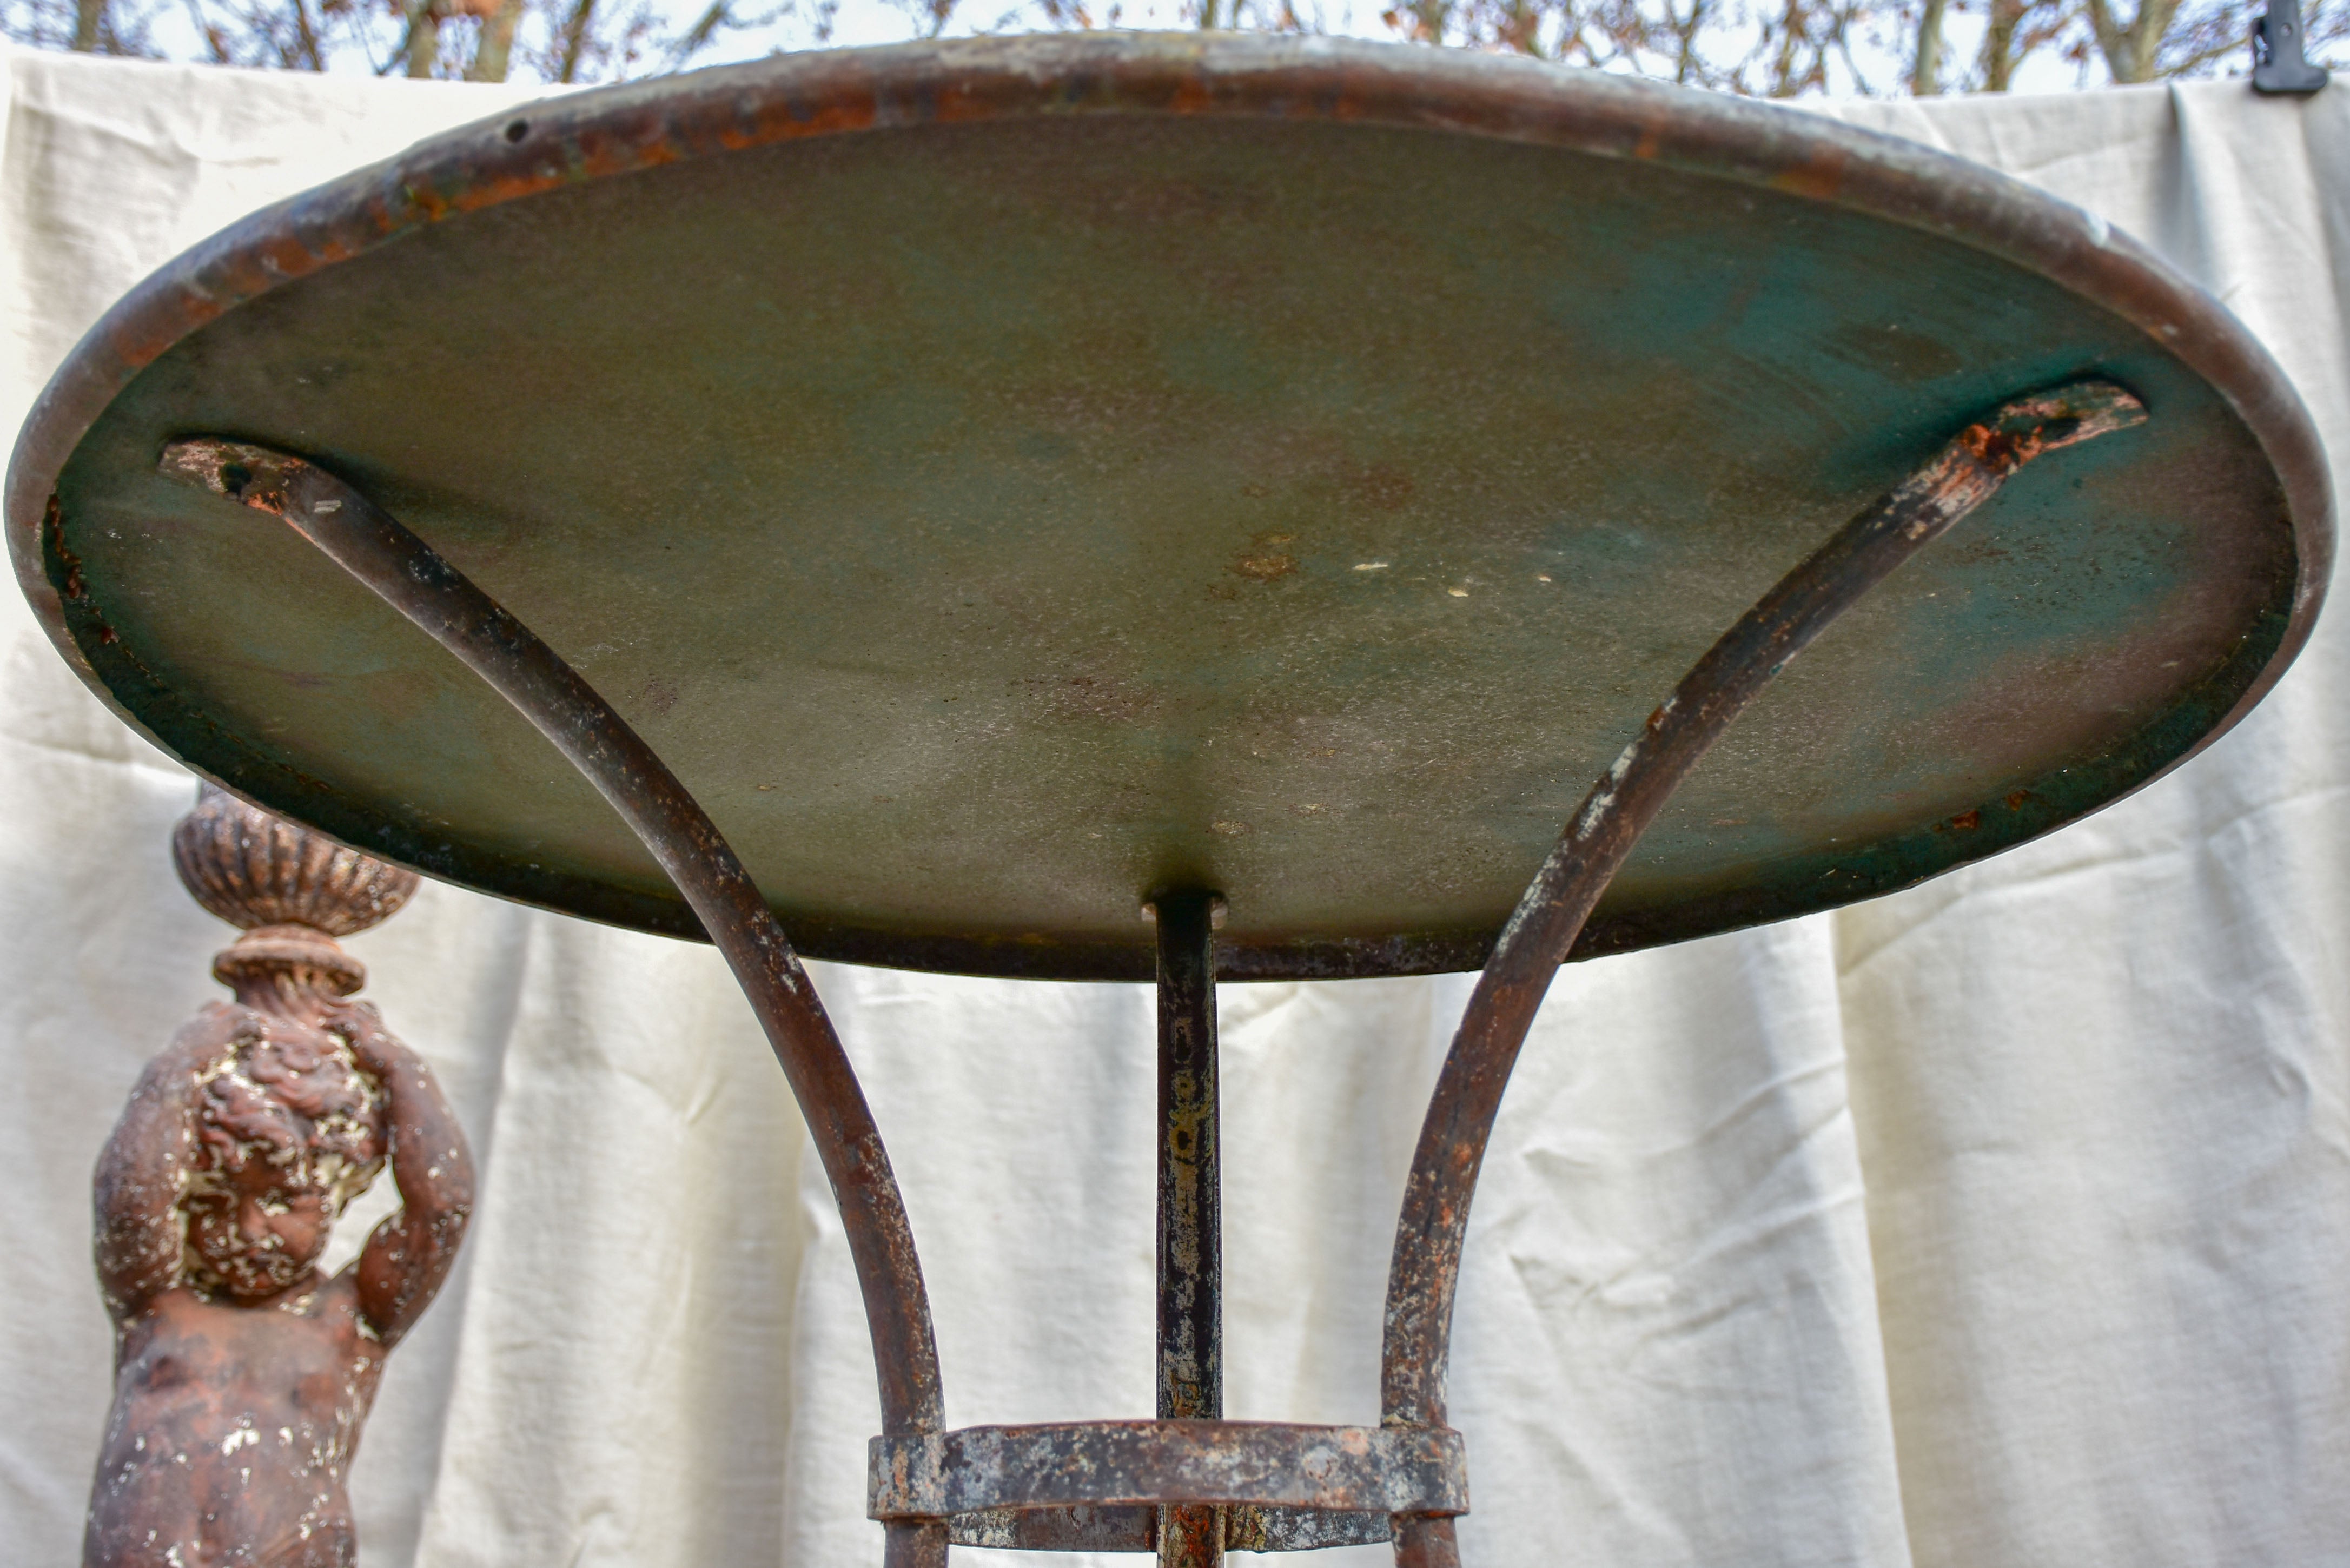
(0, 46, 2342, 1568)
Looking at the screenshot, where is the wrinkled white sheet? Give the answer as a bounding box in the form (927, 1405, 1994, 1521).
(0, 47, 2341, 1568)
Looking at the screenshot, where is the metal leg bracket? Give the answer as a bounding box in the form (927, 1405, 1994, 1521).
(870, 1420, 1468, 1553)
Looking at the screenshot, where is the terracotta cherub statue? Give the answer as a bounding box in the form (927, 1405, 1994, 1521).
(84, 786, 474, 1568)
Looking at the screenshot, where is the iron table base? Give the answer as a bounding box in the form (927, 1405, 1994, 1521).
(161, 379, 2143, 1564)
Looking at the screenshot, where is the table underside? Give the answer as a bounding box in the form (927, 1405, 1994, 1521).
(32, 87, 2308, 978)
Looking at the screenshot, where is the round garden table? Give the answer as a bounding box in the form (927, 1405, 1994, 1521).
(9, 33, 2330, 1566)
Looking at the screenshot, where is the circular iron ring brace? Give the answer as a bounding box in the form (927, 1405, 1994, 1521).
(159, 379, 2142, 1563)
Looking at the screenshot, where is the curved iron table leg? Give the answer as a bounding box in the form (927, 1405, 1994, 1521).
(1379, 380, 2145, 1565)
(162, 378, 2141, 1565)
(158, 439, 953, 1567)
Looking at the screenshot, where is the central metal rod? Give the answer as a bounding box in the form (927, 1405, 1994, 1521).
(1154, 889, 1223, 1568)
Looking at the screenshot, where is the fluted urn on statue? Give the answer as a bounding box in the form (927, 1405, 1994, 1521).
(171, 782, 422, 1000)
(85, 785, 473, 1568)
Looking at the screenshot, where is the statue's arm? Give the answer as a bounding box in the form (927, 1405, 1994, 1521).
(92, 1011, 236, 1324)
(338, 1004, 474, 1348)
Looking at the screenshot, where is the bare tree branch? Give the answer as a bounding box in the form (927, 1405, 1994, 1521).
(12, 0, 2336, 96)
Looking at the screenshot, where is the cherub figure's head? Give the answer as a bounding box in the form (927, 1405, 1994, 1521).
(183, 1029, 387, 1302)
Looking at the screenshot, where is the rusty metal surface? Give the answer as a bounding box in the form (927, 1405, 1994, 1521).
(10, 34, 2328, 982)
(1391, 1514, 1462, 1568)
(1375, 384, 2145, 1568)
(151, 440, 949, 1484)
(949, 1504, 1156, 1552)
(869, 1419, 1468, 1519)
(1223, 1505, 1391, 1552)
(885, 1518, 951, 1568)
(1152, 890, 1224, 1567)
(946, 1502, 1391, 1552)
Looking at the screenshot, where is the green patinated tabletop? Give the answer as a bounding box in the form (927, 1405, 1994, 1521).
(9, 36, 2329, 981)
